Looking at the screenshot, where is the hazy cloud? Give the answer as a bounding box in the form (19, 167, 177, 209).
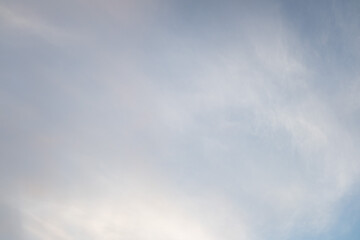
(1, 0, 360, 240)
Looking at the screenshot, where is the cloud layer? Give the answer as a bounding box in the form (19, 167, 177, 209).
(1, 0, 360, 239)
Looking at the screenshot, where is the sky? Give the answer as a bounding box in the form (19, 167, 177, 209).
(1, 0, 360, 239)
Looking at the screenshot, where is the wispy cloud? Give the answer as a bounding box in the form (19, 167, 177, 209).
(1, 0, 360, 240)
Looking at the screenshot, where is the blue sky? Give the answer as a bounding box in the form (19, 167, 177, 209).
(1, 0, 360, 239)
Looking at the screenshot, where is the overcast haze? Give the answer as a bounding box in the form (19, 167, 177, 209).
(1, 0, 360, 239)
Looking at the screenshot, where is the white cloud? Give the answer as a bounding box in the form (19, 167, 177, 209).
(20, 168, 252, 240)
(1, 1, 360, 240)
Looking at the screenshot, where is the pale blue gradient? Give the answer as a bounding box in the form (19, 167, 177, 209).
(1, 0, 359, 239)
